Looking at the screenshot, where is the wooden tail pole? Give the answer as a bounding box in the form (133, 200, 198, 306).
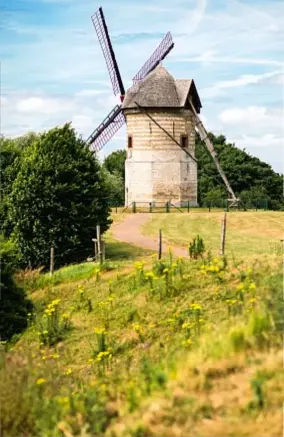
(50, 247, 54, 276)
(158, 229, 162, 260)
(220, 213, 227, 257)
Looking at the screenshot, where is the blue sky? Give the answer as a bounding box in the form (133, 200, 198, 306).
(1, 0, 283, 173)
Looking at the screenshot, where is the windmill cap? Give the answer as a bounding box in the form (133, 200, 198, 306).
(122, 65, 201, 111)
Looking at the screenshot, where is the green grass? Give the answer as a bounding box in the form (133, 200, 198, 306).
(141, 211, 284, 257)
(1, 241, 283, 437)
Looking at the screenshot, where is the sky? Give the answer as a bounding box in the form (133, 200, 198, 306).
(0, 0, 283, 173)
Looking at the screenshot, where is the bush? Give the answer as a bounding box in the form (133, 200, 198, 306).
(0, 236, 33, 341)
(6, 124, 112, 269)
(189, 235, 205, 259)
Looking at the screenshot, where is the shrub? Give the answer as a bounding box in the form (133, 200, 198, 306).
(189, 235, 205, 259)
(0, 236, 33, 341)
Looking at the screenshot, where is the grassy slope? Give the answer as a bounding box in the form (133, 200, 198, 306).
(1, 216, 283, 437)
(141, 211, 284, 257)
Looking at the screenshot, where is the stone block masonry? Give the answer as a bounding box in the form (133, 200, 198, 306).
(124, 110, 198, 207)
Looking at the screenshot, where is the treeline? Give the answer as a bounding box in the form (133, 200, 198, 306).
(196, 134, 283, 209)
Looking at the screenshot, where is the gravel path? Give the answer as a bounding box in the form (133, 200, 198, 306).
(112, 213, 188, 257)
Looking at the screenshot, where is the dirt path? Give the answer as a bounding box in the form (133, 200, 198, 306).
(112, 214, 188, 257)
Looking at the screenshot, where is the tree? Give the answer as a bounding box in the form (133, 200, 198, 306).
(196, 133, 283, 208)
(0, 133, 40, 236)
(0, 236, 33, 341)
(101, 167, 125, 206)
(6, 124, 112, 268)
(103, 150, 126, 181)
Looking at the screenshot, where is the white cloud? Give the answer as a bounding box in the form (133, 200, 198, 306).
(71, 115, 94, 135)
(16, 96, 75, 115)
(219, 106, 268, 125)
(235, 133, 283, 149)
(1, 96, 8, 106)
(218, 106, 282, 130)
(75, 89, 109, 97)
(200, 70, 282, 99)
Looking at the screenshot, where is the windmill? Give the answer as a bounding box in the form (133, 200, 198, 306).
(87, 6, 238, 208)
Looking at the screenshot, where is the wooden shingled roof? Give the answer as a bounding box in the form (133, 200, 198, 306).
(122, 65, 202, 113)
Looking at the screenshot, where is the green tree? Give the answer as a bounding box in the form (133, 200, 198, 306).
(0, 133, 40, 236)
(101, 167, 124, 206)
(196, 133, 283, 208)
(103, 149, 126, 181)
(6, 123, 111, 268)
(0, 236, 33, 341)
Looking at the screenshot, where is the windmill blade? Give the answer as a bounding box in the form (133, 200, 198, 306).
(91, 7, 125, 97)
(132, 32, 174, 84)
(87, 105, 125, 153)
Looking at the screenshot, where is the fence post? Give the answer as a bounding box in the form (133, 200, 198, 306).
(149, 202, 152, 213)
(220, 213, 227, 257)
(132, 201, 136, 214)
(96, 225, 103, 265)
(187, 200, 190, 213)
(166, 202, 170, 213)
(158, 229, 162, 260)
(50, 247, 54, 276)
(101, 240, 106, 262)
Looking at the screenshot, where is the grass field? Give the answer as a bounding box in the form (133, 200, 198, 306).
(1, 214, 283, 436)
(141, 211, 284, 257)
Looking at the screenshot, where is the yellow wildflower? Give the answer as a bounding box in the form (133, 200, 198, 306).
(94, 327, 106, 334)
(36, 377, 46, 385)
(65, 368, 72, 375)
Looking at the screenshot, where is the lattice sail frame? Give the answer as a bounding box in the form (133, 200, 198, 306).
(91, 7, 125, 96)
(87, 105, 125, 153)
(132, 32, 174, 83)
(88, 8, 175, 151)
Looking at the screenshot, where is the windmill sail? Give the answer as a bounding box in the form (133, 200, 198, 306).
(87, 105, 125, 153)
(91, 7, 125, 96)
(132, 32, 174, 84)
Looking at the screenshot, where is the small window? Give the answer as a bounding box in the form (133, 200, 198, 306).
(128, 135, 133, 148)
(181, 135, 188, 148)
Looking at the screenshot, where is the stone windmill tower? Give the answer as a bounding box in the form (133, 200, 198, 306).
(122, 65, 201, 206)
(87, 7, 238, 207)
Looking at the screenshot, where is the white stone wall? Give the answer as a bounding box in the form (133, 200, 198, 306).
(124, 110, 198, 207)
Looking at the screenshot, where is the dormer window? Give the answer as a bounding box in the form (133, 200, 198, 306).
(181, 135, 188, 148)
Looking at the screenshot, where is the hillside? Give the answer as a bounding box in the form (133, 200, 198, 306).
(141, 211, 284, 257)
(1, 220, 283, 437)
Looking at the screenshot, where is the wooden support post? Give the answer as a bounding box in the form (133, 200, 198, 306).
(166, 202, 170, 213)
(101, 240, 106, 262)
(92, 239, 98, 261)
(158, 229, 162, 260)
(187, 200, 190, 213)
(220, 213, 227, 257)
(132, 201, 136, 213)
(149, 202, 152, 213)
(50, 247, 54, 276)
(96, 225, 103, 265)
